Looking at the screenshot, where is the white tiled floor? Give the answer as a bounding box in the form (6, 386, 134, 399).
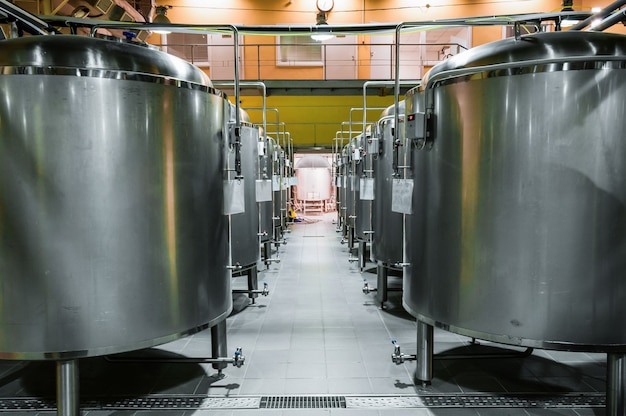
(0, 212, 608, 415)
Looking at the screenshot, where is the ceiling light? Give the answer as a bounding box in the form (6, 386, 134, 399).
(153, 5, 172, 34)
(312, 12, 334, 41)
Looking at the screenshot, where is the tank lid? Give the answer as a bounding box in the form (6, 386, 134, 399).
(423, 31, 626, 88)
(295, 155, 330, 169)
(0, 35, 212, 87)
(380, 101, 405, 118)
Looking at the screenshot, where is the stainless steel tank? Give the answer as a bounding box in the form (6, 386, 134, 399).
(269, 137, 285, 241)
(354, 132, 372, 242)
(0, 35, 230, 359)
(258, 136, 273, 244)
(228, 105, 260, 269)
(404, 31, 626, 351)
(295, 155, 332, 213)
(371, 102, 405, 267)
(344, 139, 358, 246)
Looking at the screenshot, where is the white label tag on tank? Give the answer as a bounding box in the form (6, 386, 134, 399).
(256, 179, 273, 202)
(272, 175, 281, 191)
(391, 178, 414, 214)
(360, 178, 375, 200)
(258, 141, 266, 157)
(223, 179, 246, 215)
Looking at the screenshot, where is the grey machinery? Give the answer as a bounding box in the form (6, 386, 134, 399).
(258, 134, 277, 266)
(226, 104, 268, 303)
(353, 129, 374, 270)
(0, 31, 240, 414)
(364, 102, 406, 307)
(403, 30, 626, 415)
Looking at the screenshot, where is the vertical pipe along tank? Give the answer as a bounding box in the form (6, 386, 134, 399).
(0, 35, 231, 359)
(405, 31, 626, 350)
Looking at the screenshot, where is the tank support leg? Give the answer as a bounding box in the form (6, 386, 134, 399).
(247, 265, 259, 304)
(56, 359, 79, 416)
(348, 226, 355, 250)
(376, 263, 388, 308)
(607, 352, 626, 416)
(263, 241, 271, 267)
(211, 321, 228, 374)
(358, 240, 367, 271)
(415, 320, 433, 385)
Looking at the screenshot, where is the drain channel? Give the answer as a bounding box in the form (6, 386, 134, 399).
(0, 393, 605, 411)
(260, 395, 346, 409)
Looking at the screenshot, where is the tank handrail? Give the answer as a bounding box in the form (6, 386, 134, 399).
(362, 81, 419, 137)
(416, 54, 626, 147)
(423, 54, 626, 99)
(571, 0, 626, 30)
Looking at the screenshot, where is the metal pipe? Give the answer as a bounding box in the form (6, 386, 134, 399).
(590, 6, 626, 31)
(607, 353, 626, 416)
(56, 360, 79, 416)
(571, 0, 626, 30)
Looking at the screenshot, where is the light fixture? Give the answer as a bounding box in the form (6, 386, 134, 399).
(153, 5, 172, 34)
(561, 0, 573, 11)
(559, 0, 579, 28)
(70, 6, 90, 18)
(311, 11, 334, 42)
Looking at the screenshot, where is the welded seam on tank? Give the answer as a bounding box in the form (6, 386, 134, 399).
(434, 59, 626, 88)
(0, 65, 224, 95)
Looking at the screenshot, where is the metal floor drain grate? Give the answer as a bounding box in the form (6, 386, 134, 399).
(346, 393, 606, 409)
(260, 395, 346, 409)
(0, 393, 605, 411)
(0, 398, 56, 411)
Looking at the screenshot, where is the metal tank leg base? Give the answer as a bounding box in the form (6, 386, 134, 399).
(56, 359, 79, 416)
(415, 321, 433, 384)
(358, 240, 367, 271)
(607, 352, 626, 416)
(376, 263, 388, 309)
(211, 321, 228, 373)
(248, 266, 258, 304)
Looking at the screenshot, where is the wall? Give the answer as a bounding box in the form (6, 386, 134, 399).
(238, 95, 401, 149)
(146, 0, 625, 149)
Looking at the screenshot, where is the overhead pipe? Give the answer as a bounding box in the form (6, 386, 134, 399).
(589, 6, 626, 31)
(570, 0, 626, 30)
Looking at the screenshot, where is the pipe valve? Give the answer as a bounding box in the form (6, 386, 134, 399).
(233, 347, 245, 368)
(391, 339, 417, 365)
(261, 282, 270, 296)
(363, 280, 378, 294)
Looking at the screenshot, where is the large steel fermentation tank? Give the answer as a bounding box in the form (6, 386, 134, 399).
(353, 131, 373, 270)
(0, 35, 231, 358)
(404, 31, 626, 412)
(258, 135, 275, 265)
(336, 146, 349, 236)
(228, 104, 260, 270)
(343, 138, 358, 248)
(295, 155, 332, 214)
(268, 136, 287, 243)
(369, 102, 405, 306)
